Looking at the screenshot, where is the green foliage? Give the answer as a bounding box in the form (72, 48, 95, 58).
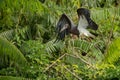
(45, 40, 64, 54)
(81, 0, 117, 8)
(91, 64, 120, 80)
(19, 40, 51, 79)
(103, 37, 120, 64)
(0, 76, 29, 80)
(20, 40, 50, 63)
(67, 39, 104, 64)
(0, 0, 120, 79)
(0, 30, 14, 41)
(0, 37, 27, 69)
(0, 0, 53, 42)
(0, 0, 45, 29)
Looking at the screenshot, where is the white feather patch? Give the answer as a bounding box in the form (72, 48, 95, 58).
(60, 24, 69, 32)
(77, 15, 94, 37)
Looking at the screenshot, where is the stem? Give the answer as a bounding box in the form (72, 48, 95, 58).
(44, 53, 66, 72)
(104, 8, 117, 54)
(63, 64, 82, 80)
(66, 53, 96, 69)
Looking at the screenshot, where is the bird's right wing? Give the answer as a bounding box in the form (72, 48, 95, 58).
(87, 17, 98, 30)
(77, 8, 98, 30)
(56, 14, 73, 40)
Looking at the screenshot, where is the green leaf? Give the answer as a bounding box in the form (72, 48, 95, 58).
(0, 76, 30, 80)
(0, 37, 27, 69)
(103, 37, 120, 64)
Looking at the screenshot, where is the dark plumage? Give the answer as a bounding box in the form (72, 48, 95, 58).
(77, 8, 98, 30)
(56, 8, 98, 41)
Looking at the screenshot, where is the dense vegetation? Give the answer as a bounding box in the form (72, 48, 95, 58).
(0, 0, 120, 80)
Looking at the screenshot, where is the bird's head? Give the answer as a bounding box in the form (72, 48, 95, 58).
(77, 8, 98, 30)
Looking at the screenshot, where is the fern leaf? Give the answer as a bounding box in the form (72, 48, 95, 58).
(71, 39, 93, 53)
(70, 39, 103, 63)
(0, 76, 30, 80)
(0, 30, 14, 41)
(0, 37, 27, 69)
(45, 40, 64, 54)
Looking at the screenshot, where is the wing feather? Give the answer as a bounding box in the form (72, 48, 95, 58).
(77, 8, 98, 30)
(56, 14, 73, 40)
(87, 18, 98, 30)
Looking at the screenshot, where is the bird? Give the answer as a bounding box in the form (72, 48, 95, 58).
(55, 8, 98, 41)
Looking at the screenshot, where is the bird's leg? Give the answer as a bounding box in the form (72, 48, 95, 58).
(87, 33, 96, 41)
(70, 34, 78, 39)
(86, 37, 92, 42)
(79, 34, 87, 40)
(79, 34, 93, 42)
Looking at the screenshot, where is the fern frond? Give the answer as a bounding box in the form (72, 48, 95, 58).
(0, 37, 27, 69)
(69, 39, 103, 64)
(45, 40, 64, 54)
(71, 39, 93, 53)
(91, 7, 120, 21)
(0, 76, 30, 80)
(0, 30, 14, 41)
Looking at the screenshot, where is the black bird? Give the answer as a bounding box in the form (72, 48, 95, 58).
(56, 8, 98, 40)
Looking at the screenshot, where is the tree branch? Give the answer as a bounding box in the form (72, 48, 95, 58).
(63, 65, 82, 80)
(44, 53, 66, 72)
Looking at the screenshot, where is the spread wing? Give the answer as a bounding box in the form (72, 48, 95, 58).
(87, 17, 98, 30)
(77, 8, 98, 30)
(56, 14, 74, 40)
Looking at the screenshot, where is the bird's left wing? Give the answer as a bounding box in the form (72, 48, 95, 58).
(56, 14, 74, 40)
